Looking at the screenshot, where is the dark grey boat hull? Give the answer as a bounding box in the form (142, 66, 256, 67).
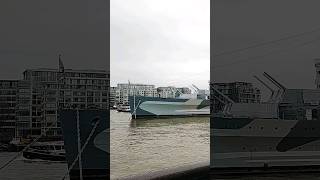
(23, 150, 65, 161)
(60, 110, 109, 180)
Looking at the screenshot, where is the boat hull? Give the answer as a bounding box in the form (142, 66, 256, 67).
(60, 110, 109, 180)
(129, 96, 210, 119)
(211, 117, 320, 169)
(23, 150, 65, 161)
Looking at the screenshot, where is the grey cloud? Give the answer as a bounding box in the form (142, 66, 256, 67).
(0, 0, 108, 79)
(212, 0, 320, 99)
(111, 0, 210, 89)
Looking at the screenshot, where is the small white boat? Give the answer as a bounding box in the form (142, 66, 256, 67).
(117, 104, 131, 112)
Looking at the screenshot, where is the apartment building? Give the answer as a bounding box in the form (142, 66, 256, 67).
(212, 82, 261, 112)
(0, 80, 18, 142)
(110, 86, 117, 107)
(115, 83, 157, 105)
(16, 68, 108, 138)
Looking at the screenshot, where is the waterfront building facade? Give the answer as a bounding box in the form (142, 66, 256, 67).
(0, 80, 18, 142)
(115, 83, 157, 105)
(177, 87, 192, 95)
(315, 58, 320, 88)
(16, 68, 108, 138)
(212, 82, 261, 112)
(114, 84, 194, 106)
(157, 86, 177, 98)
(110, 86, 117, 107)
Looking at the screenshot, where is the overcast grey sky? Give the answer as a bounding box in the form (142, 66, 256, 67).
(111, 0, 210, 89)
(0, 0, 108, 80)
(212, 0, 320, 99)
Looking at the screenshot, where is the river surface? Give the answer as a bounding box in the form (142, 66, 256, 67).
(1, 111, 319, 179)
(110, 110, 210, 179)
(0, 110, 209, 179)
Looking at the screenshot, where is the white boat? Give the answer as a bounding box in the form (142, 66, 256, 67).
(117, 104, 131, 112)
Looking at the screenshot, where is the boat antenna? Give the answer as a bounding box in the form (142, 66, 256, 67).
(192, 84, 200, 93)
(263, 72, 286, 91)
(176, 88, 183, 96)
(253, 75, 275, 102)
(128, 80, 136, 119)
(211, 85, 234, 114)
(262, 72, 286, 102)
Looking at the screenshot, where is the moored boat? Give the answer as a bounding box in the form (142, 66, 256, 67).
(60, 109, 109, 180)
(8, 138, 32, 152)
(22, 141, 65, 161)
(117, 104, 131, 112)
(211, 71, 320, 172)
(129, 96, 210, 119)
